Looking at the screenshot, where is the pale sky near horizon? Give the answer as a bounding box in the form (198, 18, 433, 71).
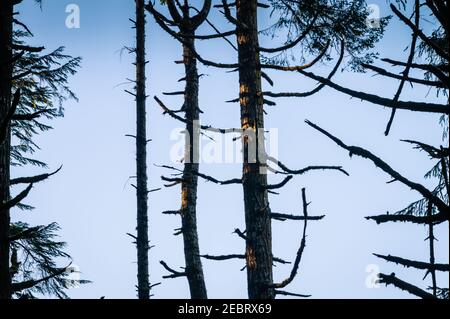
(10, 0, 449, 299)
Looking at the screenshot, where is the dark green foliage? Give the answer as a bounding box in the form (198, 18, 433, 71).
(5, 11, 83, 299)
(11, 30, 81, 168)
(263, 0, 389, 70)
(10, 222, 89, 299)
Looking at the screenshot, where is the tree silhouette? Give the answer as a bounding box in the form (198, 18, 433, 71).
(145, 0, 382, 298)
(296, 0, 448, 298)
(1, 0, 82, 299)
(148, 0, 212, 299)
(125, 0, 153, 300)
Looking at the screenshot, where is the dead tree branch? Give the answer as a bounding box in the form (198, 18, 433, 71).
(306, 120, 449, 216)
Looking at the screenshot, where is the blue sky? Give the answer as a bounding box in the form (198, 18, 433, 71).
(11, 0, 449, 298)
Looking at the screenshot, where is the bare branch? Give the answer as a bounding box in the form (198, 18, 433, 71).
(275, 290, 311, 298)
(297, 71, 449, 114)
(306, 120, 450, 216)
(361, 63, 445, 88)
(160, 260, 187, 279)
(165, 0, 183, 25)
(196, 171, 242, 185)
(385, 0, 420, 136)
(10, 166, 62, 185)
(379, 273, 437, 299)
(13, 18, 33, 36)
(268, 156, 349, 176)
(146, 3, 238, 69)
(201, 254, 290, 265)
(162, 210, 180, 215)
(200, 254, 245, 261)
(259, 13, 319, 53)
(271, 188, 310, 289)
(154, 96, 241, 134)
(381, 58, 449, 87)
(190, 0, 212, 30)
(401, 139, 449, 159)
(263, 175, 293, 190)
(233, 228, 247, 240)
(262, 40, 330, 72)
(390, 3, 449, 61)
(263, 39, 345, 99)
(374, 253, 449, 272)
(366, 212, 448, 225)
(218, 0, 238, 26)
(271, 212, 325, 221)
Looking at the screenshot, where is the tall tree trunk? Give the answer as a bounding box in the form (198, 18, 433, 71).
(0, 0, 13, 300)
(236, 0, 274, 299)
(180, 27, 207, 299)
(135, 0, 150, 300)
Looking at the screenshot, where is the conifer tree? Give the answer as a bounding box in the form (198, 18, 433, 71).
(1, 0, 82, 299)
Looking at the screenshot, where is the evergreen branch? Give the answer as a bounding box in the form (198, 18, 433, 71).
(401, 139, 449, 159)
(11, 44, 44, 53)
(11, 266, 69, 293)
(12, 109, 52, 121)
(0, 184, 33, 211)
(259, 13, 318, 53)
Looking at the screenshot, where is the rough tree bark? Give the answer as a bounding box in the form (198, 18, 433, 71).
(135, 0, 150, 300)
(236, 0, 274, 299)
(0, 0, 13, 300)
(159, 0, 209, 299)
(179, 28, 207, 299)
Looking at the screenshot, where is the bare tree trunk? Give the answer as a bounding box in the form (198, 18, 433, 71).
(135, 0, 150, 300)
(236, 0, 274, 299)
(180, 29, 207, 299)
(0, 0, 13, 300)
(147, 0, 209, 298)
